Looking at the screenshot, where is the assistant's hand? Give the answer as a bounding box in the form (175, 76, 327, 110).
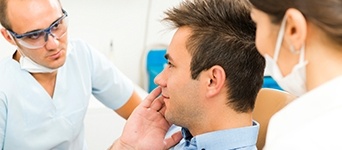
(109, 87, 182, 150)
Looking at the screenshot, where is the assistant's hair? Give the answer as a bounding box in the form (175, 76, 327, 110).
(249, 0, 342, 45)
(163, 0, 265, 113)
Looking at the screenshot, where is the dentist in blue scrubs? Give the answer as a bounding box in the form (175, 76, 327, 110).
(0, 0, 142, 149)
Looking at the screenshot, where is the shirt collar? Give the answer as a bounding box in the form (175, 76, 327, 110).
(180, 121, 259, 150)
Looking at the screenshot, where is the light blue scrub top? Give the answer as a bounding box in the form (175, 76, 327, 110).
(0, 39, 134, 150)
(171, 121, 259, 150)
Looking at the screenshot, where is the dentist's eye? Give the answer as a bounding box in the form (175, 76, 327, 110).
(25, 31, 45, 40)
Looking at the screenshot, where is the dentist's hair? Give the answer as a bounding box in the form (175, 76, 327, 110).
(0, 0, 10, 29)
(0, 0, 62, 30)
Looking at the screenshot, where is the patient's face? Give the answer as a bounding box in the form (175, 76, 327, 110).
(154, 27, 205, 128)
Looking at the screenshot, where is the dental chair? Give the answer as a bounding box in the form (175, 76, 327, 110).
(253, 88, 296, 149)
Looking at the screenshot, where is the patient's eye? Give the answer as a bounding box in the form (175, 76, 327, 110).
(166, 61, 174, 68)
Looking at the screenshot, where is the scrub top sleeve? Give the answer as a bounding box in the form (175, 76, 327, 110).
(87, 44, 134, 110)
(0, 92, 7, 149)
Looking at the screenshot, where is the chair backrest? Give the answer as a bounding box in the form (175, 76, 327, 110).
(253, 88, 296, 149)
(146, 49, 167, 92)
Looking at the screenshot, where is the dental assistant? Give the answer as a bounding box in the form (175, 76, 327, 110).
(250, 0, 342, 149)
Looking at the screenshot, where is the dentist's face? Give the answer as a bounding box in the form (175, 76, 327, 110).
(6, 0, 68, 69)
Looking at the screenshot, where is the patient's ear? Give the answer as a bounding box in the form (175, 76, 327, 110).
(205, 65, 226, 98)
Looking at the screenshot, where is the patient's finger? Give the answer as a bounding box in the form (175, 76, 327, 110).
(158, 104, 166, 116)
(141, 87, 161, 108)
(150, 96, 165, 112)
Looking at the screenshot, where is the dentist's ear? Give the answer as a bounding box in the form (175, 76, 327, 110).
(284, 8, 307, 51)
(1, 28, 17, 46)
(206, 65, 226, 98)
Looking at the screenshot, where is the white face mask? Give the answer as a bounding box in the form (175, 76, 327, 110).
(8, 30, 59, 73)
(264, 18, 308, 96)
(19, 53, 58, 73)
(16, 43, 72, 73)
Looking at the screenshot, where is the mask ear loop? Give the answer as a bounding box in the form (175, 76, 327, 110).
(273, 17, 287, 62)
(289, 36, 306, 62)
(290, 44, 307, 66)
(298, 45, 306, 63)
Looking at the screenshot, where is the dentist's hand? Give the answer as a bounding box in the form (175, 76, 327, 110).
(109, 87, 182, 150)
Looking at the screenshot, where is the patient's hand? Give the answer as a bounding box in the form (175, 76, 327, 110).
(110, 87, 182, 150)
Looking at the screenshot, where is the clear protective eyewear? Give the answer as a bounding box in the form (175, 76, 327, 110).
(7, 9, 68, 49)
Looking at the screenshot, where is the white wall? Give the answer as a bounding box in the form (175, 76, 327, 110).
(61, 0, 180, 89)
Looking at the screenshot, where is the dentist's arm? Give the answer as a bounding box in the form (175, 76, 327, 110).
(115, 90, 142, 119)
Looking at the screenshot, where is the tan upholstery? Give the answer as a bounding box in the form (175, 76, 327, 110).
(253, 88, 296, 150)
